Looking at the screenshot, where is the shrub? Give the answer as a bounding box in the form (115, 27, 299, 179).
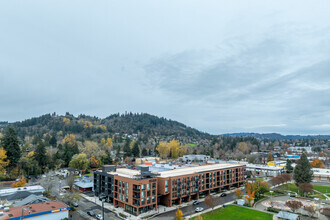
(119, 213, 127, 218)
(267, 207, 280, 213)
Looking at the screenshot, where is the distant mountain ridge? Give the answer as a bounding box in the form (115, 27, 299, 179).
(222, 132, 330, 140)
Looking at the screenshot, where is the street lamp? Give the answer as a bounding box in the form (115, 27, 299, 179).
(101, 199, 105, 220)
(270, 191, 274, 202)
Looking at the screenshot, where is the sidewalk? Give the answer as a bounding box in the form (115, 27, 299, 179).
(81, 187, 242, 220)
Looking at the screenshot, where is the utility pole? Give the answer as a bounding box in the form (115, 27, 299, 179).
(102, 199, 105, 220)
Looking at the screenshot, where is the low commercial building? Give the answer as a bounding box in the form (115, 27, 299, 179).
(312, 168, 330, 182)
(0, 185, 45, 198)
(246, 164, 284, 177)
(0, 201, 70, 220)
(94, 163, 246, 216)
(181, 155, 210, 163)
(74, 177, 93, 192)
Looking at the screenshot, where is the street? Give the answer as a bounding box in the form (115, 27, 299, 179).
(71, 197, 121, 220)
(152, 191, 236, 220)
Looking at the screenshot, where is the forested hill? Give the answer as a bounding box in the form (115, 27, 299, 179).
(7, 112, 212, 140)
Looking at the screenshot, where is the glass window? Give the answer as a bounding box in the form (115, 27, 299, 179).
(126, 182, 129, 188)
(141, 184, 145, 190)
(165, 180, 168, 187)
(147, 184, 150, 190)
(141, 191, 145, 198)
(126, 189, 129, 196)
(165, 187, 168, 193)
(119, 180, 121, 185)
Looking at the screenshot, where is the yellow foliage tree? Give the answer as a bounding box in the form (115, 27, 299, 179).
(12, 175, 26, 188)
(156, 142, 170, 159)
(0, 133, 2, 138)
(98, 125, 107, 131)
(63, 117, 70, 125)
(90, 155, 100, 168)
(0, 147, 10, 175)
(169, 139, 180, 158)
(175, 208, 183, 220)
(62, 134, 76, 147)
(238, 142, 250, 154)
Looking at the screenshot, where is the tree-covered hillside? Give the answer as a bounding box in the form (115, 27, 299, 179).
(8, 112, 212, 140)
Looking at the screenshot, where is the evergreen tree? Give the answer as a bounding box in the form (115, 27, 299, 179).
(1, 127, 21, 167)
(141, 148, 148, 156)
(102, 149, 113, 165)
(49, 136, 57, 147)
(286, 159, 293, 173)
(132, 142, 140, 157)
(34, 141, 48, 169)
(293, 153, 313, 185)
(123, 140, 131, 157)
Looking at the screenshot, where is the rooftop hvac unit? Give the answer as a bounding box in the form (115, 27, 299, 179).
(0, 212, 3, 216)
(4, 207, 9, 212)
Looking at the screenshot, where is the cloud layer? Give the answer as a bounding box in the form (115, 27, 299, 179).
(1, 0, 330, 135)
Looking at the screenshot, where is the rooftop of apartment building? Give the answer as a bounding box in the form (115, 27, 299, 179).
(101, 162, 246, 179)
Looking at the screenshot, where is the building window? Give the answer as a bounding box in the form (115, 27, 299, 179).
(142, 184, 145, 190)
(142, 191, 145, 198)
(165, 187, 168, 193)
(126, 189, 129, 196)
(165, 180, 168, 187)
(152, 183, 156, 189)
(126, 182, 129, 188)
(147, 183, 150, 190)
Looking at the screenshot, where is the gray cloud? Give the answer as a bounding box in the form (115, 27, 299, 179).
(1, 0, 330, 135)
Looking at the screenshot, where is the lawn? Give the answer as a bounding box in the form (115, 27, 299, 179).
(313, 184, 330, 194)
(187, 143, 196, 147)
(191, 205, 273, 220)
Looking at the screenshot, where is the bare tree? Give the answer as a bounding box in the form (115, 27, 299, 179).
(204, 195, 217, 214)
(66, 174, 76, 191)
(285, 200, 303, 213)
(281, 173, 291, 183)
(39, 171, 59, 196)
(299, 183, 313, 196)
(304, 205, 316, 218)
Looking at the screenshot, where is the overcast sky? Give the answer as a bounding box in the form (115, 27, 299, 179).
(1, 1, 330, 135)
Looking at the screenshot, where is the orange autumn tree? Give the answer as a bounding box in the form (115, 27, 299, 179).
(12, 175, 26, 188)
(310, 159, 325, 168)
(245, 182, 255, 206)
(234, 188, 243, 199)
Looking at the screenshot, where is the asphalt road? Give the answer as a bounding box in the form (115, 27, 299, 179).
(72, 197, 121, 220)
(152, 192, 236, 220)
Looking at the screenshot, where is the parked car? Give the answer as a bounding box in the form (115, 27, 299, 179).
(72, 202, 79, 207)
(220, 193, 227, 197)
(195, 207, 204, 212)
(87, 211, 95, 216)
(95, 214, 103, 220)
(193, 201, 200, 205)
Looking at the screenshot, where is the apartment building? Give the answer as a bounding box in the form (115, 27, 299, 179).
(94, 163, 246, 216)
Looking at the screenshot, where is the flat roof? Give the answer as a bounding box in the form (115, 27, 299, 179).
(108, 168, 141, 178)
(246, 164, 283, 170)
(0, 185, 45, 197)
(156, 163, 245, 178)
(0, 201, 69, 220)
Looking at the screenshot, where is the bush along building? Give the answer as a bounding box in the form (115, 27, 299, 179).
(94, 163, 246, 216)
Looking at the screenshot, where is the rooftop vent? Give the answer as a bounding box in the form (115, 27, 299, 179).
(51, 206, 56, 208)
